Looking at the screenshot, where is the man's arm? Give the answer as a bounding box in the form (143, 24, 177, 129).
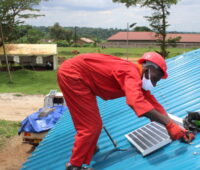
(143, 90, 167, 115)
(144, 109, 170, 125)
(143, 109, 195, 143)
(112, 64, 194, 142)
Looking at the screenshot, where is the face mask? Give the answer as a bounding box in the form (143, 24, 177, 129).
(142, 70, 154, 91)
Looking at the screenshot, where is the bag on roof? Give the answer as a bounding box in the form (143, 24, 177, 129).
(183, 111, 200, 133)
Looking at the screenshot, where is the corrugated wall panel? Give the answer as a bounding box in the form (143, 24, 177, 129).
(22, 48, 200, 170)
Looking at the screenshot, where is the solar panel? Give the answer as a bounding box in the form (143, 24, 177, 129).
(125, 121, 172, 156)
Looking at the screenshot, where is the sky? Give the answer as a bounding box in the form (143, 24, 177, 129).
(25, 0, 200, 32)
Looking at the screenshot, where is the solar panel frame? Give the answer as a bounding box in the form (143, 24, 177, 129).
(125, 121, 172, 156)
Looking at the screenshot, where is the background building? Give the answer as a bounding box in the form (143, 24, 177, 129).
(105, 32, 200, 48)
(0, 44, 58, 70)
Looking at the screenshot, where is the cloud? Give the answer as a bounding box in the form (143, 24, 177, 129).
(25, 0, 200, 32)
(39, 0, 120, 11)
(176, 0, 199, 6)
(25, 7, 149, 29)
(168, 0, 200, 32)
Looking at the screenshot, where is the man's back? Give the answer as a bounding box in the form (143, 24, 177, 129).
(58, 53, 141, 100)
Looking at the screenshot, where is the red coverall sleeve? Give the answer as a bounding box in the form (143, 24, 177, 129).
(143, 90, 168, 115)
(113, 63, 154, 117)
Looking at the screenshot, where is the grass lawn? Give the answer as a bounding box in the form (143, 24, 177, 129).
(0, 69, 59, 95)
(0, 120, 20, 149)
(0, 47, 197, 95)
(58, 47, 197, 59)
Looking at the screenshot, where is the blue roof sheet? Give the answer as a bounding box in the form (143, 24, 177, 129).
(22, 48, 200, 170)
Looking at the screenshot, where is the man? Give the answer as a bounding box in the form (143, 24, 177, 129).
(57, 52, 194, 170)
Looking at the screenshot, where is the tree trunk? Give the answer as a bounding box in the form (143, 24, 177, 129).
(161, 0, 167, 58)
(0, 23, 13, 83)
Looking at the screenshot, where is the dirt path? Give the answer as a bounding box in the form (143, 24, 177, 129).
(0, 136, 34, 170)
(0, 93, 45, 170)
(0, 93, 45, 121)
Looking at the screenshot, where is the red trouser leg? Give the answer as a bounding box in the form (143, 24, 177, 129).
(57, 73, 102, 167)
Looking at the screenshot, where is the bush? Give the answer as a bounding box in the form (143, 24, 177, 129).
(83, 43, 93, 47)
(71, 43, 81, 47)
(56, 40, 69, 47)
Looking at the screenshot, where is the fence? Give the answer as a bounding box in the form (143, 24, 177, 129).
(102, 41, 200, 48)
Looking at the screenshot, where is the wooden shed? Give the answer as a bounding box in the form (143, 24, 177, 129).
(0, 44, 58, 70)
(77, 37, 94, 46)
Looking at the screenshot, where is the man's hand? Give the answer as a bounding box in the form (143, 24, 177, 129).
(166, 119, 195, 142)
(144, 110, 195, 143)
(182, 131, 195, 143)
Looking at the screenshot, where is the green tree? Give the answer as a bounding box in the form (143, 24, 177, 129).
(27, 28, 44, 43)
(65, 30, 73, 45)
(112, 0, 178, 58)
(49, 23, 73, 45)
(16, 25, 33, 39)
(167, 36, 181, 47)
(0, 0, 48, 45)
(63, 27, 125, 40)
(49, 23, 63, 40)
(134, 26, 152, 32)
(12, 25, 45, 43)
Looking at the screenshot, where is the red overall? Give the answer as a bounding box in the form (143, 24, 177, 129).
(57, 53, 167, 166)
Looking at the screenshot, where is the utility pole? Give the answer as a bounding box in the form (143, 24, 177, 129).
(126, 22, 136, 60)
(74, 26, 77, 46)
(126, 23, 129, 60)
(0, 22, 13, 83)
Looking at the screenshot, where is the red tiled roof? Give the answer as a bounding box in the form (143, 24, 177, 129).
(108, 32, 200, 42)
(166, 34, 200, 42)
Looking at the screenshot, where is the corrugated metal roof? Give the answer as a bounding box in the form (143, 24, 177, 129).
(108, 32, 200, 42)
(22, 48, 200, 170)
(0, 44, 57, 56)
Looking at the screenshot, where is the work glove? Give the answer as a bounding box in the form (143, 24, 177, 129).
(166, 119, 195, 143)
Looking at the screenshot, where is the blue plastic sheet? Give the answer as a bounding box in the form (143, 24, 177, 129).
(18, 105, 67, 134)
